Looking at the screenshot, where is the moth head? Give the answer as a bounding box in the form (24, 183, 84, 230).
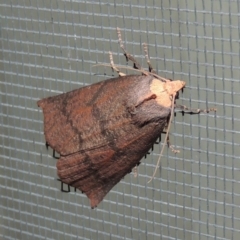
(150, 79, 186, 108)
(165, 80, 186, 97)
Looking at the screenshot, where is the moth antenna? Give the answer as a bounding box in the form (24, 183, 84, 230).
(148, 93, 176, 183)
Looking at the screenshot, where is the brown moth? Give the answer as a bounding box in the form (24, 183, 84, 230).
(37, 28, 216, 208)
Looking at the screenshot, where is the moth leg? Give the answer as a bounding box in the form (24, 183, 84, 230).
(145, 144, 154, 157)
(109, 51, 126, 77)
(143, 43, 156, 74)
(167, 134, 180, 154)
(175, 105, 217, 114)
(155, 136, 161, 144)
(160, 130, 179, 154)
(117, 27, 143, 71)
(132, 166, 138, 177)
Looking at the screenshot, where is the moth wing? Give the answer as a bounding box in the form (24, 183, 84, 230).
(38, 75, 153, 156)
(57, 117, 167, 208)
(38, 75, 171, 207)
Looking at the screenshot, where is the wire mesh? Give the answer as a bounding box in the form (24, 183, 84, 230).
(1, 0, 240, 239)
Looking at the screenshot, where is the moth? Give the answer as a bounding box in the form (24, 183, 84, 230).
(37, 28, 216, 208)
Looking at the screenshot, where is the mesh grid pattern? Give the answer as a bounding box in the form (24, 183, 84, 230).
(1, 1, 240, 239)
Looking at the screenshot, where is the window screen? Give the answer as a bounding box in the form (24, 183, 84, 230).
(1, 1, 239, 239)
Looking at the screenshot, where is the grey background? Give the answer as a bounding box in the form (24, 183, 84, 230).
(1, 0, 239, 239)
